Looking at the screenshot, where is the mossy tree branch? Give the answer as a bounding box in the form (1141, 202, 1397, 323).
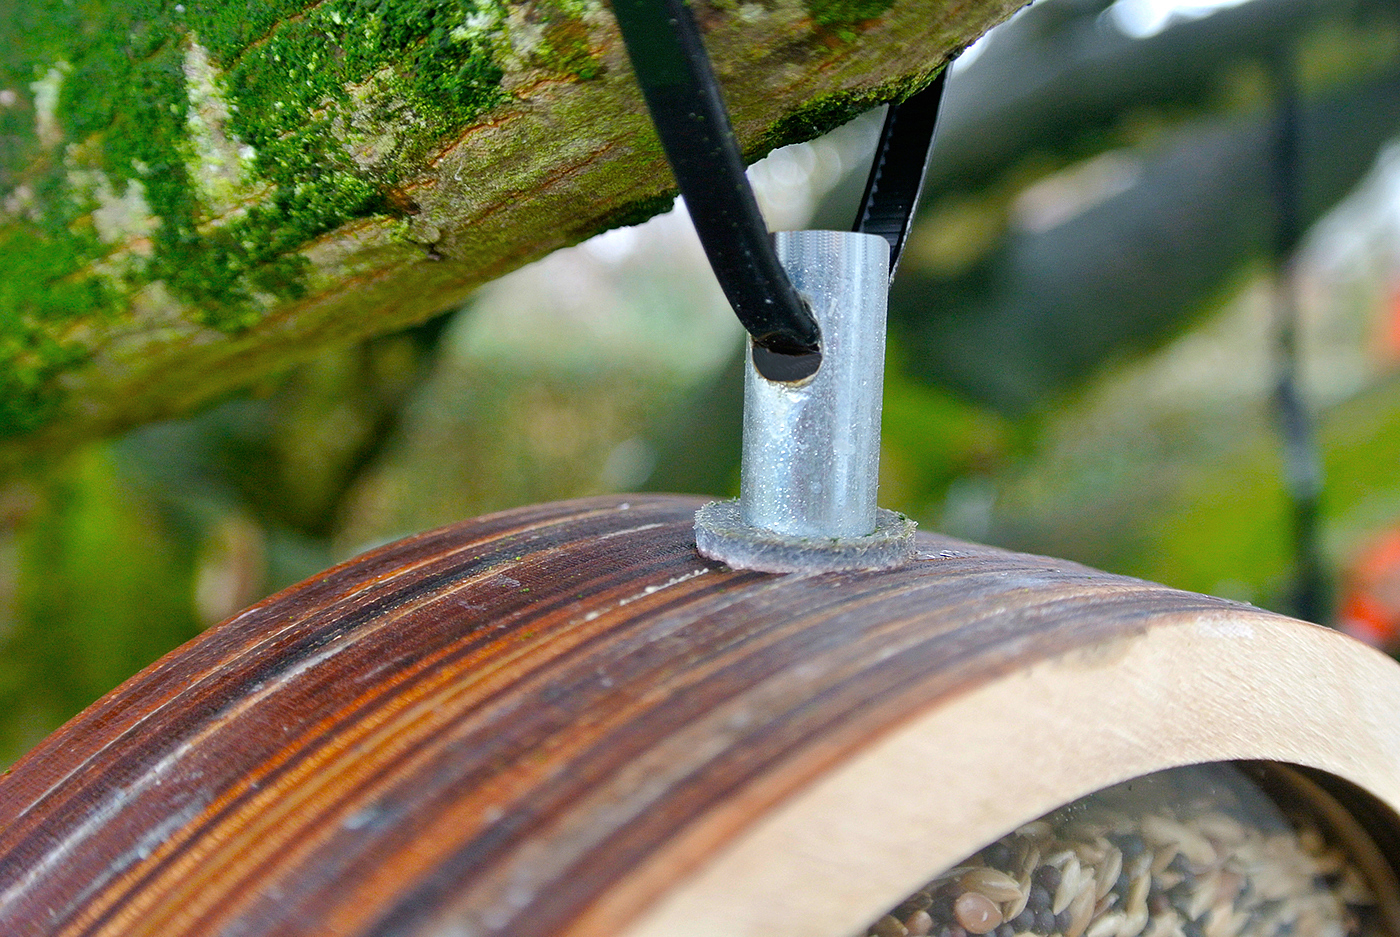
(0, 0, 1023, 470)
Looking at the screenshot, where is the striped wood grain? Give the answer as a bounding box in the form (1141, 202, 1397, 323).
(1, 494, 1397, 937)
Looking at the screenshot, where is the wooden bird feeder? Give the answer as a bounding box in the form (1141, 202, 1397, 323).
(2, 493, 1398, 937)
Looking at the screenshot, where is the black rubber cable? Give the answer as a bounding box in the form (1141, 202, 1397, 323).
(613, 0, 949, 380)
(854, 69, 948, 280)
(611, 0, 822, 366)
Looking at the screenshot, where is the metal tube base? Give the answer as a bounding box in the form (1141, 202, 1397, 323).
(695, 230, 916, 573)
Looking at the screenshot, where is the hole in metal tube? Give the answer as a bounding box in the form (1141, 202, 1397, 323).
(752, 344, 822, 383)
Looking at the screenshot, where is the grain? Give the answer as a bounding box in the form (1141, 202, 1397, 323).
(1053, 857, 1083, 915)
(1003, 885, 1031, 923)
(962, 869, 1026, 904)
(874, 915, 910, 937)
(1096, 848, 1123, 901)
(906, 910, 935, 936)
(1085, 910, 1126, 937)
(1065, 878, 1097, 937)
(862, 765, 1391, 937)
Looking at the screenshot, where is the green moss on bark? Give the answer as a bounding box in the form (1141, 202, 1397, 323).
(0, 225, 107, 436)
(805, 0, 896, 35)
(1, 0, 522, 434)
(219, 0, 508, 182)
(533, 12, 604, 79)
(753, 64, 945, 156)
(0, 0, 1018, 452)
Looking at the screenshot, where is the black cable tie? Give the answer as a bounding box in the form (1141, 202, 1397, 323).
(612, 0, 822, 370)
(854, 69, 948, 281)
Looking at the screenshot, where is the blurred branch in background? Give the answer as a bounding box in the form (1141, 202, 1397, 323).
(892, 0, 1400, 413)
(4, 0, 1400, 766)
(923, 0, 1396, 197)
(1266, 45, 1328, 623)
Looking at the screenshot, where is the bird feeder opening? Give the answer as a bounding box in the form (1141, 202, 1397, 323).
(858, 762, 1400, 937)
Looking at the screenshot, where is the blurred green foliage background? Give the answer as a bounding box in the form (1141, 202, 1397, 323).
(4, 0, 1400, 765)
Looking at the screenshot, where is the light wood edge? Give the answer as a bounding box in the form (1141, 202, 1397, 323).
(617, 610, 1400, 937)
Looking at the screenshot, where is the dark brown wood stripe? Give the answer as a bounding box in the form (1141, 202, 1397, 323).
(16, 507, 716, 934)
(78, 526, 735, 936)
(0, 499, 637, 840)
(0, 500, 689, 930)
(0, 495, 1290, 937)
(367, 587, 1255, 937)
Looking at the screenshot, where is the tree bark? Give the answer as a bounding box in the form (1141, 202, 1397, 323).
(0, 0, 1023, 471)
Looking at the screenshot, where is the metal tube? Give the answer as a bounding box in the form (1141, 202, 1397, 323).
(739, 230, 891, 539)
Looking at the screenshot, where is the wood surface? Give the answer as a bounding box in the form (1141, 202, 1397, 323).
(1, 494, 1398, 937)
